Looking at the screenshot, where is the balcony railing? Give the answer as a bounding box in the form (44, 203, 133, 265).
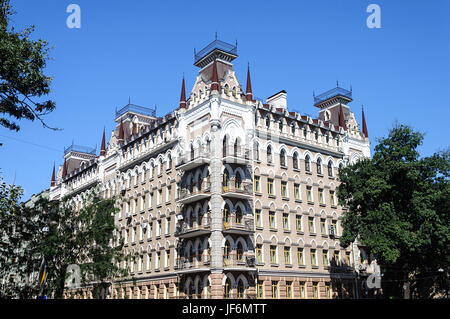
(176, 148, 211, 171)
(223, 253, 256, 268)
(177, 184, 211, 204)
(222, 146, 251, 164)
(222, 182, 253, 198)
(175, 217, 212, 237)
(314, 87, 352, 105)
(176, 253, 211, 270)
(223, 217, 254, 233)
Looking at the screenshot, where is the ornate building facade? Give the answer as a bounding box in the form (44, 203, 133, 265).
(49, 39, 375, 299)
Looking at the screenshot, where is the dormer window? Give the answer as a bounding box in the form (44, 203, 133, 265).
(224, 84, 229, 95)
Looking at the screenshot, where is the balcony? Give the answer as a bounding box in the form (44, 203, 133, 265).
(223, 217, 254, 235)
(175, 253, 211, 272)
(222, 147, 251, 165)
(223, 253, 257, 269)
(222, 182, 253, 199)
(175, 217, 212, 239)
(177, 185, 211, 205)
(177, 148, 211, 171)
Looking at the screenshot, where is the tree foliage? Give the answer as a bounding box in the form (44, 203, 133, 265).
(337, 124, 449, 298)
(0, 181, 129, 299)
(0, 0, 56, 135)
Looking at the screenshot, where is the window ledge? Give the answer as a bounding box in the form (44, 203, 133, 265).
(268, 195, 276, 199)
(283, 229, 291, 234)
(255, 192, 262, 196)
(296, 231, 304, 235)
(269, 228, 278, 232)
(307, 201, 314, 205)
(282, 197, 289, 201)
(270, 263, 279, 267)
(294, 199, 302, 203)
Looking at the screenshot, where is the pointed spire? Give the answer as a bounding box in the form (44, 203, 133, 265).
(62, 160, 67, 179)
(118, 120, 124, 142)
(246, 63, 253, 101)
(210, 60, 220, 92)
(179, 76, 187, 109)
(100, 128, 106, 156)
(339, 103, 347, 130)
(362, 106, 369, 138)
(51, 164, 56, 187)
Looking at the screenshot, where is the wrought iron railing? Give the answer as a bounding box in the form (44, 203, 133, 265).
(194, 39, 237, 64)
(223, 253, 256, 268)
(177, 148, 211, 167)
(177, 183, 212, 201)
(222, 146, 251, 160)
(175, 216, 212, 236)
(314, 87, 352, 105)
(222, 182, 253, 195)
(176, 253, 212, 270)
(223, 217, 254, 232)
(115, 104, 156, 118)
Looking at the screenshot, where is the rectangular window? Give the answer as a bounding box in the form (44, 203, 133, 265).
(307, 186, 313, 202)
(256, 244, 263, 263)
(294, 184, 300, 200)
(332, 220, 338, 236)
(167, 186, 171, 202)
(325, 283, 331, 298)
(311, 249, 317, 266)
(272, 281, 278, 299)
(268, 178, 274, 196)
(281, 181, 287, 198)
(282, 213, 289, 230)
(318, 188, 324, 205)
(157, 220, 161, 237)
(142, 196, 146, 211)
(157, 189, 162, 205)
(313, 282, 318, 298)
(308, 217, 315, 234)
(296, 215, 303, 232)
(284, 247, 291, 265)
(257, 282, 264, 299)
(323, 249, 329, 266)
(330, 190, 336, 206)
(156, 252, 161, 269)
(269, 212, 276, 229)
(299, 283, 305, 298)
(254, 176, 261, 193)
(270, 245, 277, 264)
(321, 219, 327, 235)
(146, 253, 151, 271)
(166, 217, 171, 235)
(334, 251, 340, 266)
(286, 281, 293, 299)
(298, 248, 304, 266)
(149, 192, 153, 209)
(255, 209, 262, 227)
(166, 250, 171, 268)
(346, 252, 351, 266)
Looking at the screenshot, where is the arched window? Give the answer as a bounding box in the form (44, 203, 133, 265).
(190, 144, 194, 161)
(223, 136, 228, 157)
(266, 116, 270, 128)
(232, 86, 237, 98)
(267, 146, 273, 164)
(234, 139, 240, 157)
(237, 280, 245, 299)
(236, 241, 244, 261)
(291, 123, 295, 135)
(328, 160, 333, 177)
(224, 84, 229, 95)
(224, 241, 231, 265)
(253, 141, 259, 161)
(235, 171, 242, 189)
(223, 170, 230, 188)
(280, 149, 287, 167)
(167, 154, 172, 170)
(223, 204, 231, 224)
(236, 206, 243, 225)
(293, 152, 299, 170)
(305, 155, 311, 172)
(317, 158, 322, 175)
(224, 277, 231, 299)
(279, 120, 283, 132)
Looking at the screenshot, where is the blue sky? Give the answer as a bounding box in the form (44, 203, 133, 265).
(1, 0, 449, 200)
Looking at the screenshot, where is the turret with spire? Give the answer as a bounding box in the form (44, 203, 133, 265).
(246, 63, 253, 102)
(179, 76, 187, 109)
(100, 128, 106, 156)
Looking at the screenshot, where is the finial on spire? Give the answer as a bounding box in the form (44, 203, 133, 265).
(100, 127, 106, 156)
(51, 163, 56, 187)
(362, 105, 369, 138)
(215, 32, 218, 40)
(179, 76, 187, 109)
(336, 80, 339, 87)
(246, 62, 253, 101)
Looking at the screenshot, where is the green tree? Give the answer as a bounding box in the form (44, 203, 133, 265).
(41, 189, 129, 299)
(0, 177, 48, 298)
(337, 124, 449, 298)
(0, 0, 56, 135)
